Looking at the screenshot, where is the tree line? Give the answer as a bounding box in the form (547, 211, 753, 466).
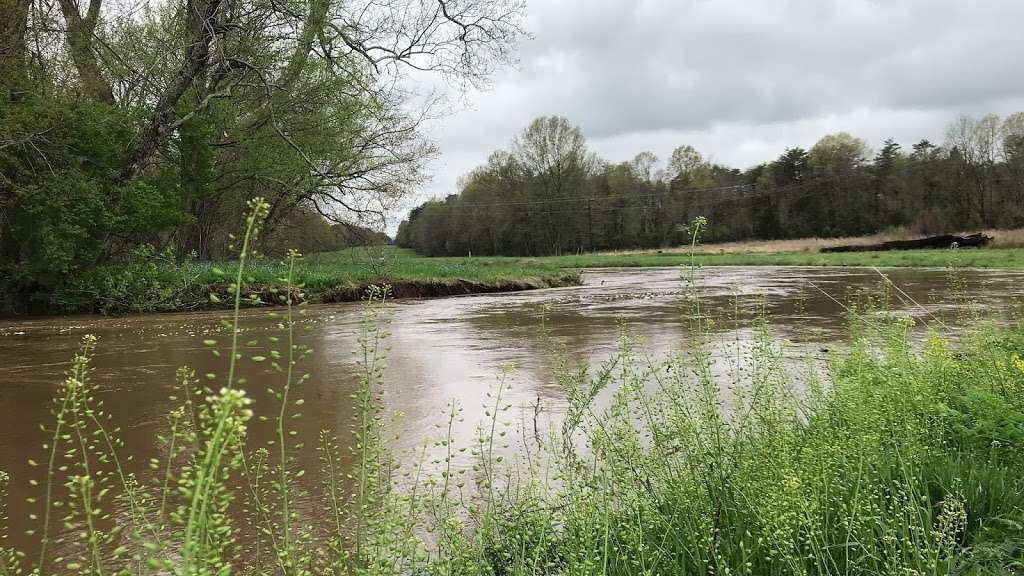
(396, 114, 1024, 256)
(1, 0, 525, 310)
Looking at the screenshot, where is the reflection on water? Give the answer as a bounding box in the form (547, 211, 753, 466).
(0, 265, 1021, 556)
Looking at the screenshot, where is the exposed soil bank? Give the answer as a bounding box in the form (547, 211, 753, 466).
(2, 270, 582, 317)
(317, 274, 581, 302)
(199, 272, 582, 311)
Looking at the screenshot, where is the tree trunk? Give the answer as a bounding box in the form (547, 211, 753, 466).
(281, 0, 329, 87)
(822, 233, 993, 253)
(121, 0, 326, 182)
(0, 0, 31, 92)
(121, 0, 225, 181)
(57, 0, 115, 103)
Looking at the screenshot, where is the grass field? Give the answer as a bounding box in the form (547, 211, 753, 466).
(200, 244, 1024, 288)
(188, 245, 1024, 306)
(634, 227, 1024, 254)
(54, 244, 1024, 314)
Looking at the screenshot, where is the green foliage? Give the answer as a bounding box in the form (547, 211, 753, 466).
(260, 207, 390, 257)
(423, 321, 1023, 576)
(0, 95, 188, 312)
(1, 0, 525, 314)
(52, 244, 198, 314)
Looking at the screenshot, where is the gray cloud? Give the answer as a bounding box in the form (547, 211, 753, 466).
(402, 0, 1024, 228)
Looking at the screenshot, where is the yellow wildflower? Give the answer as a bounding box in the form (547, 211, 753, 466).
(1012, 353, 1024, 375)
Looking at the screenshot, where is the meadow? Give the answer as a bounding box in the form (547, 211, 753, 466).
(68, 244, 1020, 314)
(46, 240, 1024, 315)
(198, 240, 1024, 297)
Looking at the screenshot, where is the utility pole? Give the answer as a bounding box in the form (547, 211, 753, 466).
(587, 197, 594, 252)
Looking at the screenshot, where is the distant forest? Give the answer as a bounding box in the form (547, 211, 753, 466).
(397, 114, 1024, 256)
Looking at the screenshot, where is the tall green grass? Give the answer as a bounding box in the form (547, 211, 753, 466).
(2, 202, 1022, 574)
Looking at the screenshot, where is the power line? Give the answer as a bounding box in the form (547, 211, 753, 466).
(427, 179, 847, 218)
(413, 157, 1019, 219)
(436, 183, 750, 208)
(422, 172, 845, 217)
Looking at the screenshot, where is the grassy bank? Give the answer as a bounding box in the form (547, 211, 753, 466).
(210, 245, 1024, 295)
(53, 247, 581, 314)
(453, 316, 1024, 575)
(33, 244, 1024, 314)
(197, 248, 579, 294)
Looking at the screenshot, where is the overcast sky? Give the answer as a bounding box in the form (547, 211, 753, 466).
(402, 0, 1024, 226)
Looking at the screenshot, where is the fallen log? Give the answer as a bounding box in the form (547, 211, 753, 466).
(822, 233, 993, 253)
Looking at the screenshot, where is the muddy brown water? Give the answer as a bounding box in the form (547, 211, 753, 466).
(1, 266, 1022, 559)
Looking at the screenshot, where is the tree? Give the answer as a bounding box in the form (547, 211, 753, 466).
(769, 148, 809, 186)
(808, 132, 869, 176)
(872, 138, 903, 222)
(511, 116, 596, 253)
(1000, 112, 1024, 219)
(1, 0, 528, 308)
(630, 152, 659, 182)
(666, 145, 714, 188)
(944, 114, 1003, 222)
(945, 114, 1000, 166)
(58, 0, 114, 103)
(1000, 112, 1024, 162)
(911, 139, 939, 161)
(513, 117, 595, 187)
(0, 0, 31, 90)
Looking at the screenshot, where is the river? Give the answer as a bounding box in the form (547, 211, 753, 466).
(1, 265, 1021, 557)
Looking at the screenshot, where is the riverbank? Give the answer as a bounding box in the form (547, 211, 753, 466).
(200, 250, 580, 302)
(49, 249, 580, 314)
(208, 246, 1024, 308)
(629, 227, 1024, 254)
(188, 246, 1024, 311)
(14, 245, 1024, 315)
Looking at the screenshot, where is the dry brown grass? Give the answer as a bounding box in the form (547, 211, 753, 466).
(984, 227, 1024, 247)
(614, 227, 1024, 255)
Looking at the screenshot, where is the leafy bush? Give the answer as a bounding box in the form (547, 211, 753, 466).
(0, 95, 188, 312)
(53, 245, 199, 314)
